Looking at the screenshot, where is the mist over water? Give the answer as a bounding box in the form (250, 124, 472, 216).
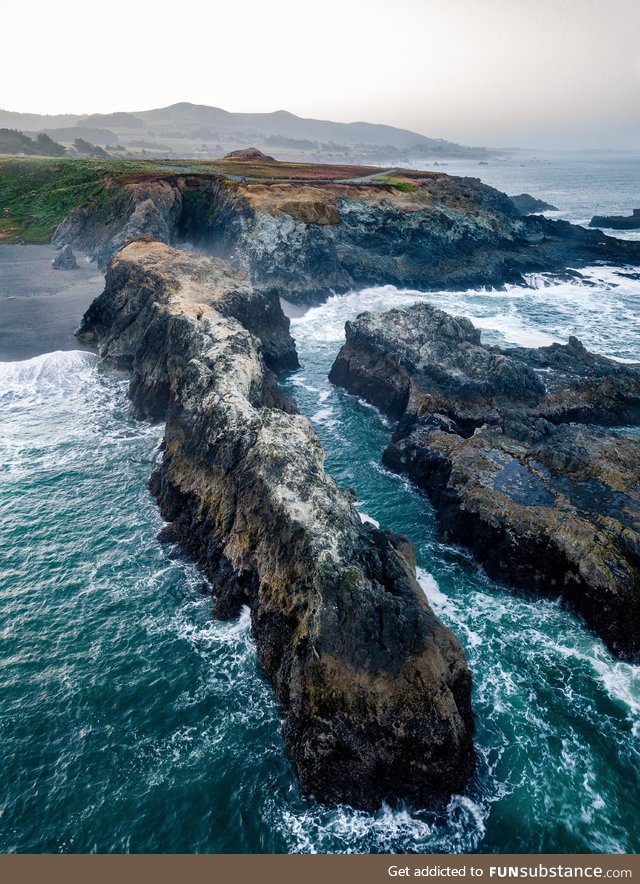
(1, 156, 639, 853)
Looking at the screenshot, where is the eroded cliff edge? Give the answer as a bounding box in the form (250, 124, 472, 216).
(53, 163, 640, 304)
(330, 304, 640, 662)
(77, 240, 475, 810)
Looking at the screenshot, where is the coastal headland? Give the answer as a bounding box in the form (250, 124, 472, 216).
(4, 155, 640, 306)
(3, 152, 640, 810)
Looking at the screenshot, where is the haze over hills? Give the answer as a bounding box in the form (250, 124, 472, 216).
(0, 102, 491, 163)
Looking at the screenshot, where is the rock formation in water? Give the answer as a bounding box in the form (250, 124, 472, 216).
(589, 209, 640, 231)
(51, 244, 77, 269)
(329, 303, 640, 662)
(52, 162, 640, 304)
(508, 193, 558, 214)
(76, 240, 475, 810)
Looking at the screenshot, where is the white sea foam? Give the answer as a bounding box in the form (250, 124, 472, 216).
(291, 269, 640, 365)
(0, 350, 98, 396)
(357, 510, 379, 528)
(309, 406, 335, 425)
(272, 787, 491, 855)
(471, 311, 560, 348)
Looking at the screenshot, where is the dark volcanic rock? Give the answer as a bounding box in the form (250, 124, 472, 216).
(234, 181, 640, 305)
(52, 168, 640, 303)
(329, 304, 640, 431)
(330, 303, 640, 661)
(77, 241, 475, 810)
(508, 193, 558, 214)
(589, 209, 640, 230)
(51, 244, 77, 269)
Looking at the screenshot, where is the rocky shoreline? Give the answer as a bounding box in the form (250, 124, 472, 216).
(329, 303, 640, 662)
(77, 240, 475, 810)
(52, 163, 640, 305)
(45, 157, 640, 809)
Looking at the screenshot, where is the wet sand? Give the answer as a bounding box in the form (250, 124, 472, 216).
(0, 245, 104, 362)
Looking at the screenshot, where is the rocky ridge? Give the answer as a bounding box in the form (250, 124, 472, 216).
(76, 240, 475, 810)
(329, 303, 640, 661)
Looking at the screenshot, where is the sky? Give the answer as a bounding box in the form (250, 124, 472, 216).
(3, 0, 639, 149)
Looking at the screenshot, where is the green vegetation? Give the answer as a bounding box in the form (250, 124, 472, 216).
(0, 157, 111, 242)
(73, 138, 110, 159)
(0, 156, 218, 243)
(0, 154, 431, 244)
(373, 174, 417, 193)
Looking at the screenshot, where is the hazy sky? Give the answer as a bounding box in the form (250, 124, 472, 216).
(4, 0, 639, 149)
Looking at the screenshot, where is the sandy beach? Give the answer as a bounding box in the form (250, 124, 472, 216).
(0, 245, 104, 362)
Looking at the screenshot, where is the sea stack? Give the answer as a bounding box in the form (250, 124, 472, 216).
(51, 244, 77, 269)
(589, 209, 640, 230)
(508, 193, 558, 214)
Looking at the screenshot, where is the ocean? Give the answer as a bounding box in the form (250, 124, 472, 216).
(1, 153, 639, 853)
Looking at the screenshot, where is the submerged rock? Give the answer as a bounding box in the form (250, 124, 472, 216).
(329, 303, 640, 662)
(589, 209, 640, 230)
(51, 244, 77, 269)
(77, 240, 475, 810)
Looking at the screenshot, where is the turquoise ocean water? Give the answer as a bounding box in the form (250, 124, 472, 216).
(1, 154, 639, 852)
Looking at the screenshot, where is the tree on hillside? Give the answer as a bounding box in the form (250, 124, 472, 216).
(73, 138, 109, 159)
(35, 133, 66, 156)
(0, 129, 66, 156)
(0, 128, 36, 154)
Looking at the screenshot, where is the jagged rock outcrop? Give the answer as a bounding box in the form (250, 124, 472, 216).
(230, 177, 640, 304)
(78, 239, 297, 380)
(330, 303, 640, 662)
(52, 164, 640, 301)
(589, 209, 640, 230)
(508, 193, 558, 214)
(76, 240, 475, 810)
(53, 179, 183, 267)
(51, 243, 77, 269)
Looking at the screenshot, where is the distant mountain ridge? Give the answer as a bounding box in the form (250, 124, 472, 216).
(0, 102, 488, 160)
